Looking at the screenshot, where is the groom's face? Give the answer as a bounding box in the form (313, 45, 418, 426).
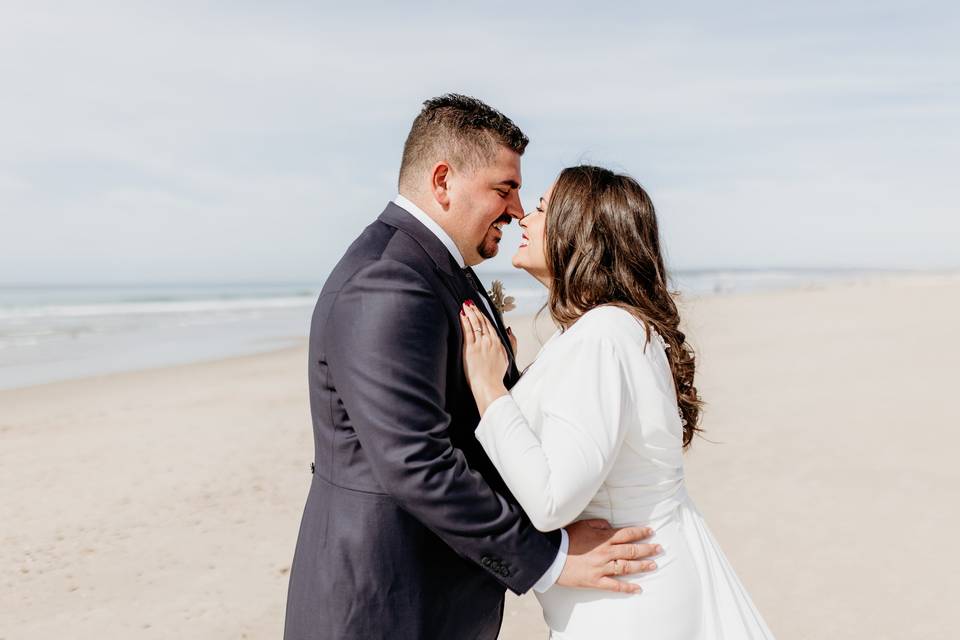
(448, 146, 524, 266)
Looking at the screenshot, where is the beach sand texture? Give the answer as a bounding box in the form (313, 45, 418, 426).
(2, 275, 958, 639)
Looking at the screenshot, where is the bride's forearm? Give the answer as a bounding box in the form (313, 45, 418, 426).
(472, 380, 508, 415)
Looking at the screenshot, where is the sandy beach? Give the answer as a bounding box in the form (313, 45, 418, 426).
(2, 274, 958, 639)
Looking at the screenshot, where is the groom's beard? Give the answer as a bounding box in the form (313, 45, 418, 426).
(477, 215, 511, 260)
(477, 238, 499, 260)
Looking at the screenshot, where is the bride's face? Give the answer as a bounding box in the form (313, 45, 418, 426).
(512, 182, 553, 284)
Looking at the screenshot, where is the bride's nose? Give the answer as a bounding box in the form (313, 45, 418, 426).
(519, 214, 529, 229)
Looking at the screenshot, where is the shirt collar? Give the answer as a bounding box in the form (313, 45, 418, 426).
(393, 194, 466, 269)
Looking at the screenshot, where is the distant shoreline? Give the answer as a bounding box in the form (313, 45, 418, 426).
(1, 270, 955, 392)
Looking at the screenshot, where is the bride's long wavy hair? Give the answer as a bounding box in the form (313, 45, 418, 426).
(544, 165, 703, 448)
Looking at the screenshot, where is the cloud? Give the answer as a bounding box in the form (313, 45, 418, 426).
(0, 1, 957, 283)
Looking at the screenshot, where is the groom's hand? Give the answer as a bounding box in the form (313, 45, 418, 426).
(557, 519, 660, 593)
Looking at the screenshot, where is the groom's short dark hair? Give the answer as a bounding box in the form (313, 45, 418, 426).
(398, 94, 529, 190)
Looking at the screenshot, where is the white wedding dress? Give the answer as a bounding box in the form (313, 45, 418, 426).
(476, 306, 775, 639)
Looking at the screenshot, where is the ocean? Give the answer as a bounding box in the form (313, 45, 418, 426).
(0, 269, 879, 390)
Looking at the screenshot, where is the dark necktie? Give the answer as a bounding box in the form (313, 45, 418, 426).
(462, 267, 519, 386)
(463, 267, 507, 346)
(462, 268, 483, 297)
(462, 267, 496, 323)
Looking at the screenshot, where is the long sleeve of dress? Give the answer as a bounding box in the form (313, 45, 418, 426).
(475, 329, 633, 531)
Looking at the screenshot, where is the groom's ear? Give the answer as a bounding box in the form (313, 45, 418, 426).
(431, 161, 452, 209)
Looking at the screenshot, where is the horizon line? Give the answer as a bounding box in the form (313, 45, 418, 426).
(1, 266, 957, 289)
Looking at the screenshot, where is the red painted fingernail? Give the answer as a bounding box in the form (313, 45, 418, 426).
(466, 300, 475, 307)
(460, 310, 465, 316)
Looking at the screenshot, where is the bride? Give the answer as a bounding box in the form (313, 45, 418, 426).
(459, 165, 775, 639)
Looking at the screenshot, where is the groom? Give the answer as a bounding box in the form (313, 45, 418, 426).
(284, 94, 659, 640)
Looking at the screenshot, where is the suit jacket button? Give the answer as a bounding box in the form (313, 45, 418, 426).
(481, 557, 491, 567)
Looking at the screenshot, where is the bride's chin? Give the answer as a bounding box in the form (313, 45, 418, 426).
(511, 257, 538, 281)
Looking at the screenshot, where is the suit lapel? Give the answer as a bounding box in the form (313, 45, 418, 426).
(377, 203, 458, 276)
(377, 202, 520, 387)
(377, 202, 469, 308)
(466, 268, 520, 387)
(467, 269, 511, 348)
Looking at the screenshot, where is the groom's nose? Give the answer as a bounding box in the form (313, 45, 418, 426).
(504, 189, 523, 220)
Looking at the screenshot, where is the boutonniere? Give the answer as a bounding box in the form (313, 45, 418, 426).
(488, 280, 516, 315)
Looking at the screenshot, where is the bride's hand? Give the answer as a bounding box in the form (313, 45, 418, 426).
(460, 301, 509, 413)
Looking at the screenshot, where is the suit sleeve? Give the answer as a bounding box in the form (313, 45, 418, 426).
(325, 259, 561, 593)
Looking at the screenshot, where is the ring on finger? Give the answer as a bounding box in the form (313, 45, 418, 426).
(612, 559, 623, 576)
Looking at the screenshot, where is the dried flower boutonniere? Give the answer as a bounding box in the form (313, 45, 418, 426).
(488, 280, 516, 315)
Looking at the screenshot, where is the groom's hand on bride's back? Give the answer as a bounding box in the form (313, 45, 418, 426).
(558, 519, 661, 594)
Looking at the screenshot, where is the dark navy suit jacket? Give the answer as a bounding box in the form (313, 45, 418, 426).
(284, 203, 561, 640)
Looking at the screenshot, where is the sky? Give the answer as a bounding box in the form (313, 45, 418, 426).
(0, 1, 957, 284)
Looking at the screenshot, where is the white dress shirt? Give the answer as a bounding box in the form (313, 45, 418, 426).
(393, 194, 568, 593)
